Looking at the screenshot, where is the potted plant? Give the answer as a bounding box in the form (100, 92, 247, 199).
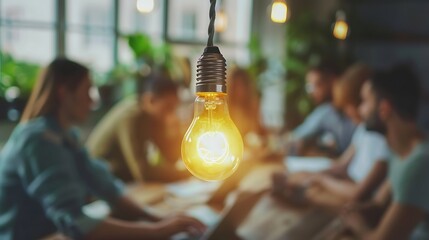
(93, 64, 134, 108)
(126, 33, 173, 77)
(0, 52, 40, 121)
(283, 12, 345, 129)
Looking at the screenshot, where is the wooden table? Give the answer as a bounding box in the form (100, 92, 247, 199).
(44, 160, 336, 240)
(201, 161, 336, 240)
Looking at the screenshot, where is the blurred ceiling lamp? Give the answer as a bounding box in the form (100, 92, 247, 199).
(136, 0, 154, 13)
(215, 10, 227, 32)
(333, 10, 349, 40)
(271, 0, 288, 24)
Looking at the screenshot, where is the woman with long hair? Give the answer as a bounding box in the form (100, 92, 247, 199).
(0, 58, 204, 240)
(227, 67, 265, 138)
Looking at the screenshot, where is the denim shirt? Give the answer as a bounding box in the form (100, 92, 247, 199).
(0, 116, 124, 240)
(292, 103, 356, 155)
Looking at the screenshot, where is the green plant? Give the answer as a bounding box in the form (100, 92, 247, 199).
(247, 34, 267, 88)
(284, 12, 338, 129)
(92, 64, 134, 87)
(128, 33, 155, 63)
(0, 51, 40, 98)
(126, 33, 173, 73)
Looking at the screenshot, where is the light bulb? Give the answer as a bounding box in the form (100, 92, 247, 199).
(181, 47, 243, 181)
(333, 10, 348, 40)
(136, 0, 154, 13)
(333, 20, 348, 40)
(271, 0, 288, 24)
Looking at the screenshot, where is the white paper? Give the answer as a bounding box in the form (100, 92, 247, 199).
(284, 156, 332, 173)
(166, 178, 221, 198)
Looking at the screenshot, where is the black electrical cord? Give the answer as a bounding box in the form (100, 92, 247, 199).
(207, 0, 216, 47)
(196, 0, 226, 93)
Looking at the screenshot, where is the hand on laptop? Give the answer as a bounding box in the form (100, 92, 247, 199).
(154, 215, 206, 239)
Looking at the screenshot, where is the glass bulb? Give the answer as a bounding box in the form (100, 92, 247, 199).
(333, 20, 348, 40)
(182, 92, 243, 181)
(271, 0, 288, 24)
(136, 0, 154, 13)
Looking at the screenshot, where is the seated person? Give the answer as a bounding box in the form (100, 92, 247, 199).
(289, 62, 356, 157)
(228, 67, 266, 139)
(227, 67, 269, 158)
(273, 63, 390, 209)
(0, 59, 205, 240)
(343, 65, 429, 240)
(87, 72, 189, 183)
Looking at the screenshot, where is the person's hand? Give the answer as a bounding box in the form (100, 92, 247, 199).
(288, 172, 316, 186)
(271, 171, 316, 195)
(271, 172, 309, 206)
(327, 162, 347, 178)
(303, 173, 325, 187)
(153, 215, 206, 239)
(342, 202, 384, 229)
(341, 203, 374, 236)
(142, 212, 162, 222)
(271, 172, 288, 196)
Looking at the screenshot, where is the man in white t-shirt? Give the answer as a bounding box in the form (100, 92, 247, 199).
(300, 122, 391, 208)
(347, 124, 390, 183)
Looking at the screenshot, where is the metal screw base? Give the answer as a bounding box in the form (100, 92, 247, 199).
(196, 46, 227, 93)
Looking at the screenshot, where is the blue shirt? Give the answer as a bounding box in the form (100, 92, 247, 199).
(0, 116, 124, 240)
(389, 140, 429, 240)
(292, 103, 356, 155)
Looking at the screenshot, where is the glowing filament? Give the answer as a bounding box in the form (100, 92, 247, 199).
(197, 132, 229, 163)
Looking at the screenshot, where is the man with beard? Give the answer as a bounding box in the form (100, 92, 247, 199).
(343, 64, 429, 240)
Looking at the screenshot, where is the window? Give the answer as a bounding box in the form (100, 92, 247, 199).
(167, 0, 210, 43)
(118, 0, 165, 64)
(1, 0, 55, 23)
(66, 0, 114, 72)
(0, 0, 255, 77)
(119, 0, 164, 37)
(0, 28, 55, 64)
(0, 0, 55, 64)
